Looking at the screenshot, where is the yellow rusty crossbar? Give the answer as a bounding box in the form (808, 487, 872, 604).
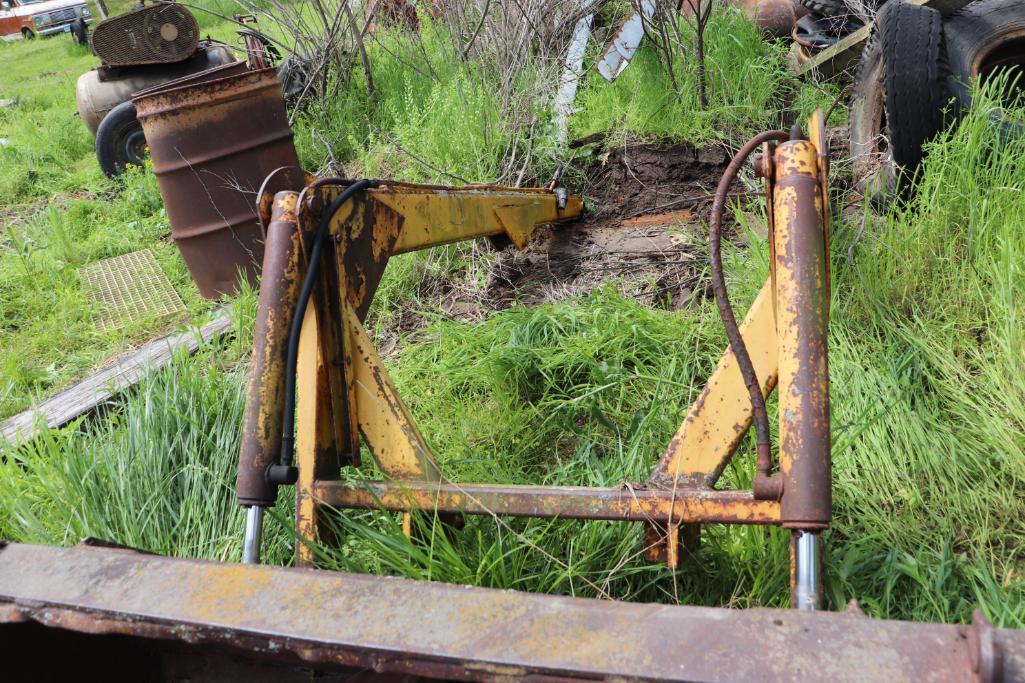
(313, 480, 781, 525)
(649, 280, 778, 485)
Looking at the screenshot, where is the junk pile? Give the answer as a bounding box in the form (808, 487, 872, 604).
(76, 2, 290, 180)
(76, 2, 303, 300)
(596, 0, 1024, 205)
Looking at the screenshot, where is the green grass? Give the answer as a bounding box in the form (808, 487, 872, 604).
(1, 2, 1021, 630)
(572, 6, 844, 145)
(0, 6, 243, 420)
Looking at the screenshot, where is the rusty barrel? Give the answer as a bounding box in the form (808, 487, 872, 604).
(133, 66, 300, 299)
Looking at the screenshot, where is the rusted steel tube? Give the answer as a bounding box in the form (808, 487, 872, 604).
(236, 191, 302, 508)
(709, 130, 789, 482)
(313, 480, 781, 525)
(772, 139, 831, 529)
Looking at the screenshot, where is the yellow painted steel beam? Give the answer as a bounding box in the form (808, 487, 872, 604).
(327, 182, 584, 252)
(650, 280, 779, 485)
(295, 305, 334, 566)
(314, 480, 782, 525)
(344, 298, 442, 481)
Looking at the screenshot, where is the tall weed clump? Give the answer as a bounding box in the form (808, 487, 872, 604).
(572, 5, 791, 144)
(0, 292, 294, 563)
(824, 77, 1025, 626)
(292, 1, 594, 184)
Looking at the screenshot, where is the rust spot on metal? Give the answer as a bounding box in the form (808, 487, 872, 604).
(237, 192, 303, 507)
(4, 542, 1022, 682)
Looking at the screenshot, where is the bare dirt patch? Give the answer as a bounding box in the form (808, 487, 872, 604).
(580, 139, 731, 222)
(477, 140, 734, 312)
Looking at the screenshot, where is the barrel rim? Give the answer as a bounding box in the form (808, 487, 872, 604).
(133, 66, 280, 118)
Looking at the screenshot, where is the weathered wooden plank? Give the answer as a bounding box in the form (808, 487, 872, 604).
(795, 0, 974, 79)
(1, 308, 233, 445)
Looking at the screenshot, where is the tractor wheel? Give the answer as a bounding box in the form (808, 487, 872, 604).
(95, 100, 147, 178)
(943, 0, 1025, 116)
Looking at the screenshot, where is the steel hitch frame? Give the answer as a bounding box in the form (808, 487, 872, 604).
(236, 111, 833, 608)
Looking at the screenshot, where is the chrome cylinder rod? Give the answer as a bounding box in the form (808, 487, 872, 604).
(242, 505, 264, 564)
(792, 530, 821, 610)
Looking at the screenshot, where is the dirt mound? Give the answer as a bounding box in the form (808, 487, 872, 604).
(378, 140, 736, 345)
(478, 141, 732, 311)
(581, 140, 731, 222)
(484, 210, 707, 310)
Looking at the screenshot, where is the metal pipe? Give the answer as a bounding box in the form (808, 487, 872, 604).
(313, 480, 781, 525)
(242, 505, 264, 564)
(792, 530, 821, 610)
(772, 138, 831, 528)
(236, 191, 303, 507)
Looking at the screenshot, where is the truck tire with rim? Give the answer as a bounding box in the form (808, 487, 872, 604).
(943, 0, 1025, 114)
(849, 1, 948, 202)
(95, 100, 147, 178)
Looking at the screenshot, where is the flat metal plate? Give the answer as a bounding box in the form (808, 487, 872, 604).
(77, 250, 185, 333)
(2, 542, 1024, 682)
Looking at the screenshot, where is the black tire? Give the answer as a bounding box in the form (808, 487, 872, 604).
(21, 28, 34, 40)
(850, 25, 896, 201)
(944, 0, 1025, 113)
(95, 100, 147, 178)
(70, 18, 88, 46)
(849, 1, 949, 203)
(880, 1, 949, 174)
(799, 0, 849, 17)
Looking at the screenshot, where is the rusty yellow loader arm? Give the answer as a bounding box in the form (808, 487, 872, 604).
(237, 112, 832, 610)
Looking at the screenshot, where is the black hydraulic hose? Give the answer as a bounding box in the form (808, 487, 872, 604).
(709, 131, 789, 478)
(275, 179, 373, 475)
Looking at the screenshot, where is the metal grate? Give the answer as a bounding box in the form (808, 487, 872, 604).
(49, 8, 76, 23)
(91, 3, 199, 66)
(77, 250, 185, 333)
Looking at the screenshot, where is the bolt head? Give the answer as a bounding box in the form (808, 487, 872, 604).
(753, 153, 767, 178)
